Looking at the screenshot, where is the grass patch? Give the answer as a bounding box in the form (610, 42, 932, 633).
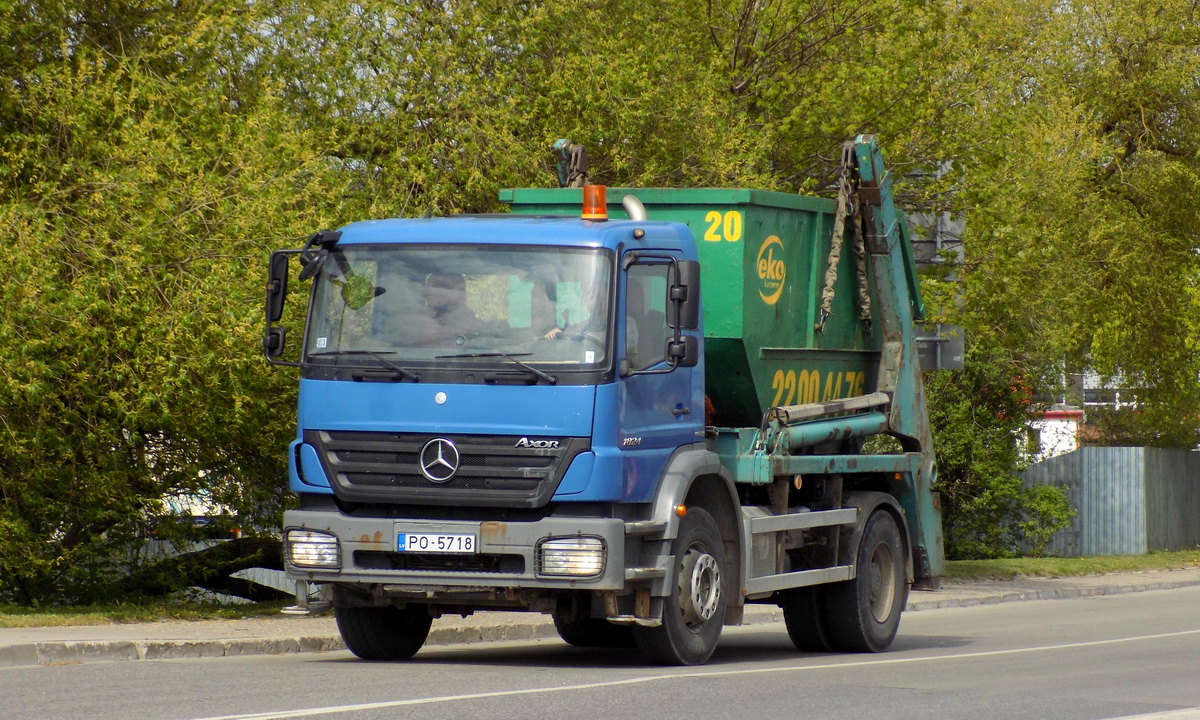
(0, 601, 288, 628)
(945, 549, 1200, 582)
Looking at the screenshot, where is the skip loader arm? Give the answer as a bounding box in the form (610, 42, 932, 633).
(853, 134, 945, 587)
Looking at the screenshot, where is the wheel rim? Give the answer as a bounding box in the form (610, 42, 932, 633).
(866, 540, 897, 623)
(679, 544, 721, 628)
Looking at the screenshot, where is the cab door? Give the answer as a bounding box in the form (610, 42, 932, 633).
(615, 255, 703, 498)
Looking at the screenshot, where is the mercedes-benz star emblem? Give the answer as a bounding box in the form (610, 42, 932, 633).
(419, 438, 460, 483)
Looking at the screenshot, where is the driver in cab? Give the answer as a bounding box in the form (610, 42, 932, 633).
(543, 280, 607, 342)
(416, 272, 477, 346)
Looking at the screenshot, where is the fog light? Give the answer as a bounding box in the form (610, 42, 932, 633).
(286, 529, 340, 569)
(537, 536, 605, 578)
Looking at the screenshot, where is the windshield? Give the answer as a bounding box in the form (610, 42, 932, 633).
(304, 244, 614, 373)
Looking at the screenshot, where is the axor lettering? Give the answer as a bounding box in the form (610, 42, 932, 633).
(515, 437, 560, 449)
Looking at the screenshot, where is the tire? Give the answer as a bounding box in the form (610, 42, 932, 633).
(553, 595, 636, 648)
(634, 507, 726, 666)
(553, 613, 636, 648)
(781, 586, 834, 652)
(335, 605, 432, 660)
(822, 509, 908, 653)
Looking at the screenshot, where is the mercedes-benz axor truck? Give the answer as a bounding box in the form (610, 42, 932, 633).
(264, 136, 944, 665)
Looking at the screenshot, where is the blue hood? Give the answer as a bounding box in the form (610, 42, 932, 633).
(296, 378, 595, 436)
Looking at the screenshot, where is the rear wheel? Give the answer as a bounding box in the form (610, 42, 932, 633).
(822, 509, 908, 652)
(634, 507, 726, 666)
(335, 605, 432, 660)
(781, 586, 834, 652)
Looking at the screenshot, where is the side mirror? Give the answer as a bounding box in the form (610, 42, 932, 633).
(267, 251, 290, 323)
(667, 335, 699, 368)
(672, 260, 701, 330)
(297, 229, 341, 281)
(265, 249, 301, 367)
(264, 327, 287, 359)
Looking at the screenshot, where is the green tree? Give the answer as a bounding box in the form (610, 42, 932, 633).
(947, 0, 1200, 445)
(0, 2, 331, 603)
(915, 0, 1199, 555)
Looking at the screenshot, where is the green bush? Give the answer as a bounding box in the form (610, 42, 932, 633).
(927, 345, 1075, 559)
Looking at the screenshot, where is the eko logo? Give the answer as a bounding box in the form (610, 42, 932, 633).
(756, 235, 786, 305)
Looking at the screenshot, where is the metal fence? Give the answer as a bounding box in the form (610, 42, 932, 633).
(1021, 447, 1200, 556)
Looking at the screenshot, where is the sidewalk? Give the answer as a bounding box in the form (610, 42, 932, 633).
(3, 567, 1198, 668)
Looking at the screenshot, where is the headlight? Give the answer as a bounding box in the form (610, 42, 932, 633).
(286, 529, 340, 569)
(537, 536, 605, 578)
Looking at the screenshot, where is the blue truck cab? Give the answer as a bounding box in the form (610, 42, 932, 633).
(283, 211, 707, 575)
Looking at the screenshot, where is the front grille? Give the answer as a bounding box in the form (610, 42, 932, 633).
(304, 430, 588, 508)
(354, 550, 524, 574)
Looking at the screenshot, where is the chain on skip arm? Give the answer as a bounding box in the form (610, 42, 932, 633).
(816, 141, 872, 333)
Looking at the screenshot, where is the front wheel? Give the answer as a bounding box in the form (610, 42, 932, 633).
(553, 594, 636, 648)
(335, 605, 432, 660)
(634, 507, 726, 666)
(822, 509, 908, 652)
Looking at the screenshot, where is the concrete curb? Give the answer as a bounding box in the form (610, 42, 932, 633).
(0, 636, 347, 668)
(905, 576, 1200, 611)
(3, 573, 1197, 668)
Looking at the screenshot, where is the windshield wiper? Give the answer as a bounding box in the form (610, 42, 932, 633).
(434, 351, 558, 386)
(309, 350, 421, 382)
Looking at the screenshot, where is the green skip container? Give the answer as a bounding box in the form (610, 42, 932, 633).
(500, 187, 922, 427)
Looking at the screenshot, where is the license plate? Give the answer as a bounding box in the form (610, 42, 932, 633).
(397, 532, 477, 554)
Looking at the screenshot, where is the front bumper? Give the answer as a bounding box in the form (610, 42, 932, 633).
(283, 509, 629, 591)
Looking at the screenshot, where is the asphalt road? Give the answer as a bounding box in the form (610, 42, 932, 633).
(6, 586, 1200, 720)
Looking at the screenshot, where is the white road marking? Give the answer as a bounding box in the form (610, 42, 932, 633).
(1105, 710, 1200, 719)
(189, 628, 1200, 720)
